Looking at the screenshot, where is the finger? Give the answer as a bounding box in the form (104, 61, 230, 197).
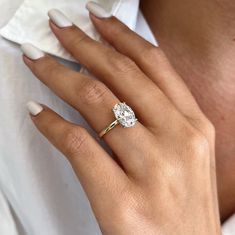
(21, 44, 155, 177)
(88, 6, 204, 121)
(48, 9, 177, 129)
(26, 101, 129, 216)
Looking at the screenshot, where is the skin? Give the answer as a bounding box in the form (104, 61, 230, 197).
(140, 0, 235, 221)
(22, 14, 221, 234)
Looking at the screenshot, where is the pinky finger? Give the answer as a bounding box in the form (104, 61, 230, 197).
(26, 101, 128, 217)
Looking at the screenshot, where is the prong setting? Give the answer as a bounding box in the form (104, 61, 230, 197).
(112, 102, 137, 128)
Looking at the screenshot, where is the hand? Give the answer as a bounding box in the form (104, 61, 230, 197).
(22, 4, 221, 235)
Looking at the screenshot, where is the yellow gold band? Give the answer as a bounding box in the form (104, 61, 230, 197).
(99, 120, 119, 138)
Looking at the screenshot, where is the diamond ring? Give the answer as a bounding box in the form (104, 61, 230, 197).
(99, 102, 138, 138)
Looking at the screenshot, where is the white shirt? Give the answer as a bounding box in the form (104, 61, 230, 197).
(0, 1, 234, 234)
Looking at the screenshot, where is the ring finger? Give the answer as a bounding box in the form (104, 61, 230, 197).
(21, 45, 155, 176)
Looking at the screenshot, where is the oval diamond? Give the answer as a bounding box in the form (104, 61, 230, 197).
(112, 102, 137, 128)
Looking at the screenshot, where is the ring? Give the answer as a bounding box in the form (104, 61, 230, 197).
(99, 102, 138, 138)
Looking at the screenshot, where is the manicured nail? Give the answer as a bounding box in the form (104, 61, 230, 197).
(86, 1, 111, 18)
(21, 43, 45, 60)
(27, 101, 43, 116)
(48, 9, 73, 28)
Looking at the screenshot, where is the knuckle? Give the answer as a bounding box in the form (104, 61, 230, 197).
(191, 117, 216, 141)
(108, 52, 138, 75)
(201, 119, 216, 138)
(187, 131, 210, 158)
(63, 127, 88, 157)
(79, 80, 109, 105)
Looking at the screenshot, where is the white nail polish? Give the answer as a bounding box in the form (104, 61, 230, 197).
(27, 101, 43, 116)
(48, 9, 73, 28)
(21, 43, 45, 60)
(86, 1, 111, 18)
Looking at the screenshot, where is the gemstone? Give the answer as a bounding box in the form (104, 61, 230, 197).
(112, 102, 137, 128)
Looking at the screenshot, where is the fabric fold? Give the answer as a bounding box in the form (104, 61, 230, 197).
(0, 0, 139, 62)
(0, 189, 20, 235)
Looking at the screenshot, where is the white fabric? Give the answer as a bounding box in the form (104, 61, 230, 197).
(0, 189, 20, 235)
(0, 1, 155, 235)
(0, 0, 143, 62)
(0, 0, 233, 234)
(222, 215, 235, 235)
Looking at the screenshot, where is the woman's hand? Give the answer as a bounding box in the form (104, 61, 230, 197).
(22, 3, 221, 235)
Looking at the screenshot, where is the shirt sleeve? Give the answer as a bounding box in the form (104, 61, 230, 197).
(222, 214, 235, 235)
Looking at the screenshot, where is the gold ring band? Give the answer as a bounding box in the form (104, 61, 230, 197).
(99, 120, 120, 138)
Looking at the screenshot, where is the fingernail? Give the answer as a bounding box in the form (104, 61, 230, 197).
(86, 1, 111, 18)
(48, 9, 73, 28)
(21, 43, 45, 60)
(27, 101, 43, 116)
